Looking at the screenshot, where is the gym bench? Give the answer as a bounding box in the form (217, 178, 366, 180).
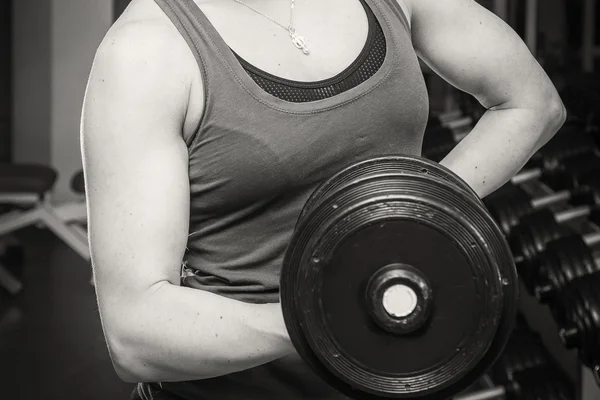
(0, 165, 89, 294)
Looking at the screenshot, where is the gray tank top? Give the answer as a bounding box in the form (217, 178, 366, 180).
(142, 0, 430, 398)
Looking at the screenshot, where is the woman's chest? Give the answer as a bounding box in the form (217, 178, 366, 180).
(196, 0, 371, 82)
(187, 97, 428, 216)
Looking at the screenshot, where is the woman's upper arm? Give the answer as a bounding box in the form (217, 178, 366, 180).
(81, 19, 194, 317)
(403, 0, 564, 112)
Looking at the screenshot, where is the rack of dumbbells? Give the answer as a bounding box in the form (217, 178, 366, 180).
(455, 315, 574, 400)
(424, 113, 600, 399)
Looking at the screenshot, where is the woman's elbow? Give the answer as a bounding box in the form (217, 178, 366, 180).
(548, 97, 568, 131)
(535, 95, 567, 144)
(106, 329, 152, 383)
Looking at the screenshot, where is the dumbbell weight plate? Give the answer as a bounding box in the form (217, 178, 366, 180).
(281, 156, 518, 399)
(485, 187, 535, 235)
(534, 236, 600, 311)
(507, 209, 573, 284)
(558, 274, 600, 374)
(490, 330, 550, 383)
(298, 155, 483, 227)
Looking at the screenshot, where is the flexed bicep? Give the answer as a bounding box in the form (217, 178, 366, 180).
(81, 19, 195, 342)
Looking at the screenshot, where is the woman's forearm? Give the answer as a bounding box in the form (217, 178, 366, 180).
(440, 104, 566, 198)
(107, 283, 294, 383)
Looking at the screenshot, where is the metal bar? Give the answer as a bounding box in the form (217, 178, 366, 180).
(454, 386, 505, 400)
(555, 205, 592, 224)
(512, 168, 542, 185)
(530, 190, 570, 210)
(52, 201, 87, 223)
(584, 231, 600, 247)
(0, 193, 40, 204)
(444, 117, 473, 131)
(68, 223, 89, 248)
(0, 208, 43, 236)
(39, 205, 90, 260)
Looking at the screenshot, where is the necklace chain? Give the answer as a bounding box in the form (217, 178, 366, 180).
(232, 0, 310, 55)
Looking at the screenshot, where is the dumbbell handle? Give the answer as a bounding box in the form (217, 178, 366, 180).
(512, 155, 600, 186)
(554, 204, 596, 224)
(444, 117, 473, 131)
(528, 178, 600, 211)
(514, 231, 600, 265)
(529, 190, 571, 210)
(454, 386, 505, 400)
(512, 168, 542, 185)
(536, 252, 600, 302)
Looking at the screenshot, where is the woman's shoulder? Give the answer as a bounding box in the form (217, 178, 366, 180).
(90, 0, 205, 143)
(392, 0, 413, 29)
(109, 0, 188, 45)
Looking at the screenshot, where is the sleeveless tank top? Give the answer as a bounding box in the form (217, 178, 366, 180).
(234, 0, 387, 102)
(139, 1, 429, 398)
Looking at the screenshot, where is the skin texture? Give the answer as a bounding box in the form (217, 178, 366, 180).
(81, 0, 565, 384)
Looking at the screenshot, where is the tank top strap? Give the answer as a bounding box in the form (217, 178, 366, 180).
(379, 0, 411, 33)
(153, 0, 247, 103)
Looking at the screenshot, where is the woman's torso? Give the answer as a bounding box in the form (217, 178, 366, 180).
(124, 0, 429, 397)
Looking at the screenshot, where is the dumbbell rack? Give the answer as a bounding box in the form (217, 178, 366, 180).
(517, 178, 600, 400)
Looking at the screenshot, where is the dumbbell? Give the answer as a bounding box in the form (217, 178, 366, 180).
(509, 206, 600, 267)
(484, 151, 600, 204)
(424, 121, 597, 167)
(483, 149, 600, 206)
(511, 151, 600, 190)
(489, 328, 551, 383)
(533, 235, 600, 307)
(281, 155, 518, 400)
(485, 172, 600, 235)
(556, 272, 600, 385)
(454, 366, 574, 400)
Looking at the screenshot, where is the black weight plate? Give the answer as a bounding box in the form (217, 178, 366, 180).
(508, 209, 571, 264)
(568, 274, 600, 368)
(490, 331, 549, 383)
(484, 187, 533, 235)
(535, 235, 599, 308)
(296, 155, 482, 228)
(281, 162, 518, 399)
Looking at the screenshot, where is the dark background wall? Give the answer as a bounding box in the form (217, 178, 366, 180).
(0, 1, 12, 162)
(12, 0, 52, 166)
(114, 0, 131, 20)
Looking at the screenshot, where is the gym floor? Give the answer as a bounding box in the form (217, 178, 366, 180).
(0, 227, 133, 399)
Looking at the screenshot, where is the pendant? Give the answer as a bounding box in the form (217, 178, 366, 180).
(290, 32, 310, 55)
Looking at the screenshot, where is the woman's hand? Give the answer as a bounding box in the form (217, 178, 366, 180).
(402, 0, 566, 197)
